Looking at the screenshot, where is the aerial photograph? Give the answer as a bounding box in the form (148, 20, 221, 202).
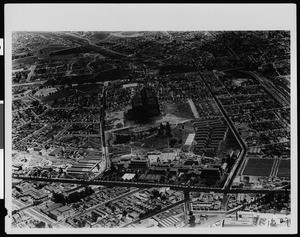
(10, 31, 291, 229)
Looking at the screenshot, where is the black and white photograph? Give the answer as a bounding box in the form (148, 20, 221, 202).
(4, 4, 297, 235)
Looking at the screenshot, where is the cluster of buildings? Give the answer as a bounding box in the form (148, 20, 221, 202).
(11, 30, 291, 229)
(154, 72, 211, 103)
(108, 147, 229, 186)
(49, 89, 103, 108)
(67, 188, 183, 228)
(40, 202, 75, 221)
(129, 203, 185, 228)
(192, 118, 228, 157)
(13, 182, 50, 203)
(12, 146, 104, 182)
(12, 209, 48, 228)
(200, 69, 290, 189)
(106, 86, 132, 111)
(66, 153, 102, 177)
(222, 211, 291, 228)
(191, 193, 223, 212)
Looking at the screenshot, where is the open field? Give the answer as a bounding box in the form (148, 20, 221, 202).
(160, 101, 195, 121)
(137, 135, 169, 150)
(170, 123, 195, 149)
(242, 158, 275, 177)
(277, 159, 290, 178)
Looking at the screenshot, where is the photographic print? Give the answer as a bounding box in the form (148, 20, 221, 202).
(4, 4, 297, 235)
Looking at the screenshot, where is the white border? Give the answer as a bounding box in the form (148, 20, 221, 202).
(4, 3, 297, 235)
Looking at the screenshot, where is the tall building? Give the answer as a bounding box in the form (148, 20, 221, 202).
(132, 87, 160, 121)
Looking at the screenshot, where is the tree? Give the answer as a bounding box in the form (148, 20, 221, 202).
(157, 129, 162, 137)
(161, 194, 167, 201)
(45, 145, 50, 151)
(84, 186, 94, 195)
(35, 221, 46, 228)
(52, 192, 66, 204)
(122, 210, 128, 217)
(160, 176, 166, 183)
(110, 205, 116, 212)
(166, 122, 172, 137)
(79, 219, 86, 228)
(159, 123, 165, 136)
(188, 214, 196, 227)
(170, 138, 177, 147)
(91, 214, 98, 222)
(37, 169, 41, 176)
(151, 189, 160, 199)
(110, 163, 117, 173)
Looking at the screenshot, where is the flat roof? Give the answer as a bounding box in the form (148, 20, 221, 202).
(122, 173, 136, 180)
(184, 133, 195, 146)
(223, 217, 253, 227)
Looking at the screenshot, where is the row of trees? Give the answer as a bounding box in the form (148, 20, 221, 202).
(188, 211, 196, 227)
(157, 122, 172, 138)
(150, 189, 168, 201)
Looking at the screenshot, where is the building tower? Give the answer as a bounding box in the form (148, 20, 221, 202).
(131, 87, 160, 122)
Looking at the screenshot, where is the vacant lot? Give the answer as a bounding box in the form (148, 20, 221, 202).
(242, 158, 275, 177)
(161, 101, 195, 120)
(138, 135, 169, 150)
(277, 159, 290, 178)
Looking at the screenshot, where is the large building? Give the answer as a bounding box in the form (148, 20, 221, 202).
(130, 159, 149, 170)
(200, 167, 222, 180)
(131, 87, 160, 121)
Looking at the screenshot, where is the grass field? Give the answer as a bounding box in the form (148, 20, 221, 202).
(138, 135, 169, 150)
(242, 158, 275, 177)
(277, 159, 290, 178)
